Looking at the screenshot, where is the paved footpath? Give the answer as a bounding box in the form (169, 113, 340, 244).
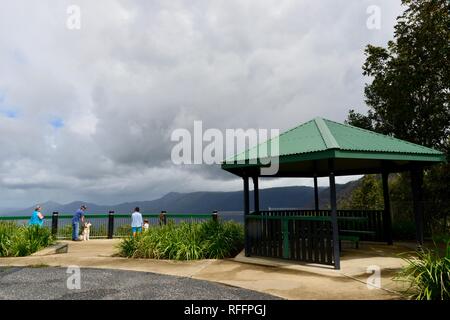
(0, 239, 409, 300)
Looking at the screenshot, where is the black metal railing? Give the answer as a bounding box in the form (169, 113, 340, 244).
(0, 211, 220, 239)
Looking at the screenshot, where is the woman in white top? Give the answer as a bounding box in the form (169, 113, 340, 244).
(131, 207, 143, 237)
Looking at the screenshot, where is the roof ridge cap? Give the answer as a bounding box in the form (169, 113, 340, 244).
(314, 117, 340, 149)
(222, 118, 322, 163)
(278, 118, 316, 138)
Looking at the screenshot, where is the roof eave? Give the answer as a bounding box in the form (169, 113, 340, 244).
(221, 149, 445, 172)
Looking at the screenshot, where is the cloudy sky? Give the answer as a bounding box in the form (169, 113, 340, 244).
(0, 0, 404, 207)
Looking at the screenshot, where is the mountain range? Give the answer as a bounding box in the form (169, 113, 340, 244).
(2, 179, 360, 216)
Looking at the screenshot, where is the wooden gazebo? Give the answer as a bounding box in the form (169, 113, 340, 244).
(221, 117, 445, 269)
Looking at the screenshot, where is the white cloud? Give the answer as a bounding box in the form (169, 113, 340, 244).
(0, 0, 404, 206)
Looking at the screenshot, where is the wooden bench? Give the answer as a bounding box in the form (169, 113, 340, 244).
(338, 230, 376, 250)
(339, 235, 360, 249)
(340, 230, 376, 236)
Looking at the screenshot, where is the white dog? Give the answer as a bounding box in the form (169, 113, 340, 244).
(80, 222, 92, 241)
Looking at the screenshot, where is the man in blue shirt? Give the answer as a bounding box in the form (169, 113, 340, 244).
(72, 205, 87, 241)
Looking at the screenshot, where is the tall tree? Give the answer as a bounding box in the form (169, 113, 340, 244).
(339, 175, 384, 210)
(347, 0, 450, 234)
(348, 0, 450, 155)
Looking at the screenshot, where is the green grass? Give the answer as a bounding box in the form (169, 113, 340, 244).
(117, 220, 244, 260)
(395, 238, 450, 300)
(0, 222, 55, 257)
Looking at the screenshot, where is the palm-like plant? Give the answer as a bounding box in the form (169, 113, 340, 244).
(396, 240, 450, 300)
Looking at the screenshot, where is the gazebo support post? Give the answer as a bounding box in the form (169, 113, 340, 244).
(313, 161, 319, 211)
(252, 176, 260, 214)
(382, 172, 393, 245)
(410, 168, 425, 246)
(243, 175, 251, 256)
(328, 160, 340, 270)
(314, 175, 319, 211)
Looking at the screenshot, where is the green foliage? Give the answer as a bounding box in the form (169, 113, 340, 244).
(396, 240, 450, 300)
(345, 110, 373, 130)
(115, 224, 132, 237)
(392, 220, 417, 240)
(346, 0, 450, 236)
(423, 165, 450, 234)
(340, 175, 383, 210)
(389, 171, 450, 237)
(199, 219, 244, 259)
(348, 0, 450, 152)
(118, 220, 244, 260)
(0, 223, 55, 257)
(0, 222, 17, 257)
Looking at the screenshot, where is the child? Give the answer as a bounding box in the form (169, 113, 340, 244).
(143, 219, 149, 231)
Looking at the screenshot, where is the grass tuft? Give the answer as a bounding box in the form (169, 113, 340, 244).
(117, 220, 244, 260)
(395, 238, 450, 300)
(0, 222, 55, 257)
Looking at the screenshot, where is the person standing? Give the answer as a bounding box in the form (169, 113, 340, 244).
(29, 205, 44, 227)
(72, 205, 87, 241)
(131, 207, 143, 237)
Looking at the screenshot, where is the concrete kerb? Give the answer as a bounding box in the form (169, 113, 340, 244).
(31, 242, 68, 256)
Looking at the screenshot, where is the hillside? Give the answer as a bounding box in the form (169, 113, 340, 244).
(2, 179, 361, 216)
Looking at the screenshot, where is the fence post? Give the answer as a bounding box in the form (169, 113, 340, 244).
(282, 217, 290, 259)
(212, 210, 218, 222)
(51, 212, 59, 236)
(108, 211, 114, 239)
(160, 211, 167, 226)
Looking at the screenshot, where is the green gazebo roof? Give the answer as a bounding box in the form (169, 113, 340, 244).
(222, 117, 445, 177)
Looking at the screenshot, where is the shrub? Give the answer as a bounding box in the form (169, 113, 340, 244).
(0, 222, 17, 257)
(200, 220, 244, 259)
(395, 239, 450, 300)
(116, 224, 132, 237)
(0, 223, 55, 257)
(118, 220, 244, 260)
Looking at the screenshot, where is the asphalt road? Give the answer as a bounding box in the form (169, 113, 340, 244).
(0, 267, 280, 300)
